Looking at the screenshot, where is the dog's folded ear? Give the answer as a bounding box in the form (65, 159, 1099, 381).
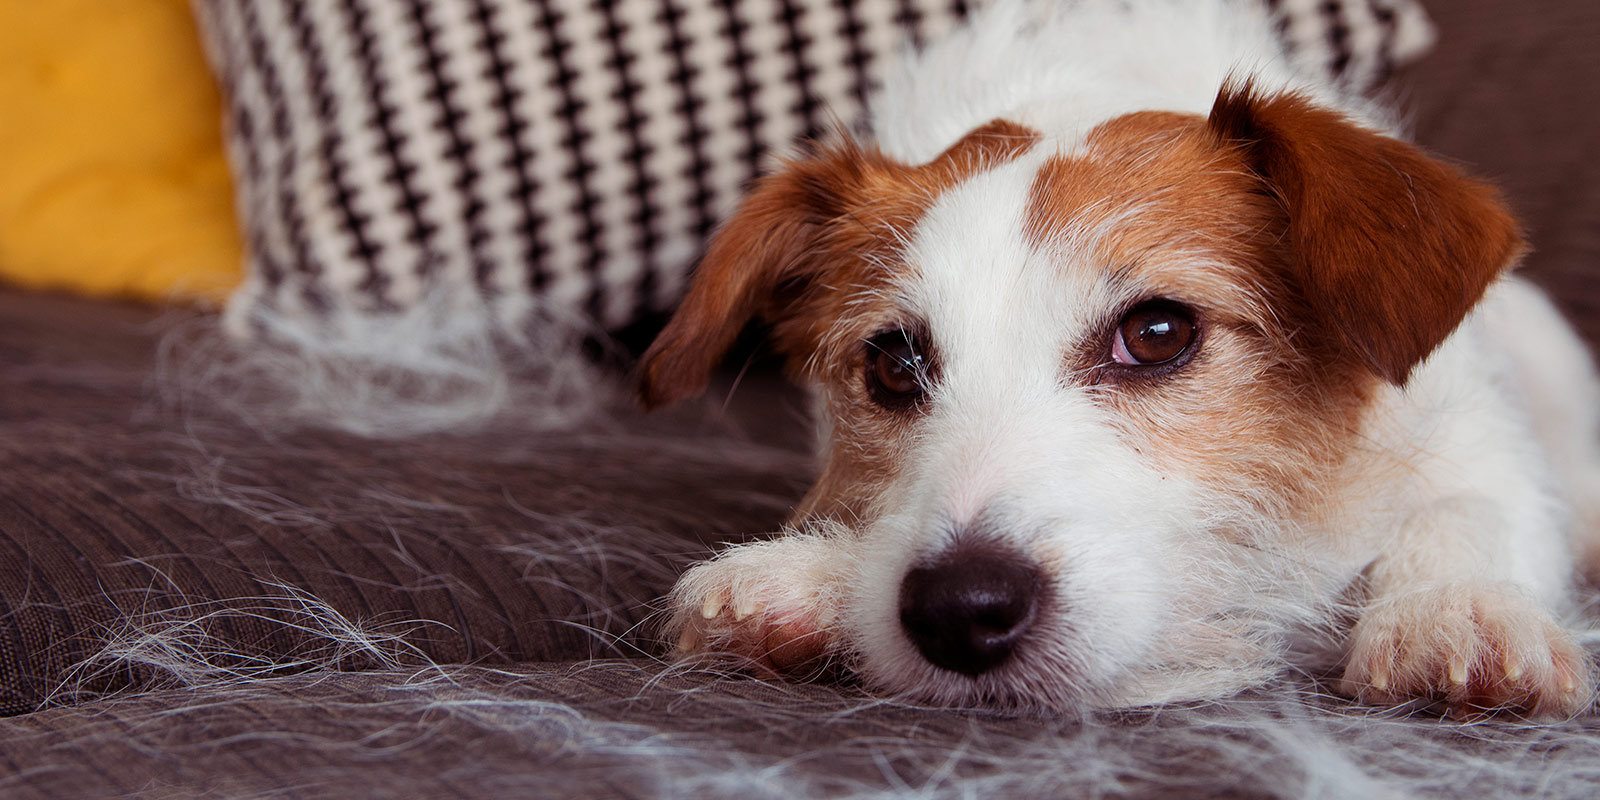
(638, 121, 1040, 409)
(1209, 82, 1524, 386)
(634, 144, 867, 410)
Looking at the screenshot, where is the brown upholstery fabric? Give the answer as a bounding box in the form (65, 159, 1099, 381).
(0, 289, 811, 716)
(0, 0, 1598, 796)
(1398, 0, 1600, 346)
(3, 660, 1598, 800)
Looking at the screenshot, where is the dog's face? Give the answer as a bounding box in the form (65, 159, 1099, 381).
(641, 87, 1522, 709)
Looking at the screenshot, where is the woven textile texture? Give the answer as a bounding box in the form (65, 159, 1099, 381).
(192, 0, 1435, 339)
(2, 0, 1598, 794)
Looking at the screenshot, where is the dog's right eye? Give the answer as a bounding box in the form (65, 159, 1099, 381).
(865, 330, 928, 410)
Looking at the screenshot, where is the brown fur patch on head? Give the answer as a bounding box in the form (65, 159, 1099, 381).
(1025, 92, 1521, 518)
(1208, 81, 1524, 386)
(1024, 111, 1351, 513)
(637, 120, 1039, 410)
(1027, 111, 1286, 330)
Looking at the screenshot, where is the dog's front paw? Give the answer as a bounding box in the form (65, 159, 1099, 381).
(667, 536, 843, 674)
(1339, 584, 1594, 718)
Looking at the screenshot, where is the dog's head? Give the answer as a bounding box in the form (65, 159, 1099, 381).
(639, 85, 1523, 709)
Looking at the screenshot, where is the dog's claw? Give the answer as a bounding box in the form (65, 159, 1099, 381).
(1558, 660, 1579, 694)
(1503, 656, 1524, 683)
(677, 627, 700, 654)
(1342, 584, 1595, 718)
(701, 594, 724, 619)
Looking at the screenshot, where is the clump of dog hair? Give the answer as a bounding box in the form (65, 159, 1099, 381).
(155, 286, 613, 439)
(46, 579, 447, 705)
(16, 584, 1600, 800)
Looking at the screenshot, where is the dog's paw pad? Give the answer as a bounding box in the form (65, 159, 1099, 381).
(1340, 584, 1595, 718)
(667, 543, 839, 674)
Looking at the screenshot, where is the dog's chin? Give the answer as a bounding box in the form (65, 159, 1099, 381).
(841, 622, 1142, 715)
(849, 636, 1284, 714)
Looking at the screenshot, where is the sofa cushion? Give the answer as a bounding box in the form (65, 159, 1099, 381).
(192, 0, 1436, 342)
(0, 1, 242, 305)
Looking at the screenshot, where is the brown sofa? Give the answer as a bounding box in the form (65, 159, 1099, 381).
(1, 0, 1597, 796)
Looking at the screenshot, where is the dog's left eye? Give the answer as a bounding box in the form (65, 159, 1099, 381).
(1112, 301, 1197, 366)
(865, 330, 928, 409)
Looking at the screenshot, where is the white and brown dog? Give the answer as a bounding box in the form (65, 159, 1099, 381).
(638, 0, 1600, 717)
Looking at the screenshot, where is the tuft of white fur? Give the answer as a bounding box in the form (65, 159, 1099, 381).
(47, 575, 447, 706)
(869, 0, 1392, 162)
(160, 285, 610, 438)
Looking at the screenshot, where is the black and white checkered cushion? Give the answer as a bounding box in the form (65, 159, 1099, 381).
(192, 0, 1435, 338)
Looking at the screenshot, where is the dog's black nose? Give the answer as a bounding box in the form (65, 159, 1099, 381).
(898, 546, 1042, 676)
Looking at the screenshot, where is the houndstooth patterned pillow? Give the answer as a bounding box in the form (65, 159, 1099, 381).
(192, 0, 1435, 339)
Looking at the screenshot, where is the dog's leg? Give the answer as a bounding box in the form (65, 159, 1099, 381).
(1339, 499, 1594, 717)
(1338, 322, 1596, 717)
(1480, 279, 1600, 582)
(667, 529, 853, 674)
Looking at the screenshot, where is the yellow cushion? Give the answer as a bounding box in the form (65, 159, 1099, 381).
(0, 0, 242, 304)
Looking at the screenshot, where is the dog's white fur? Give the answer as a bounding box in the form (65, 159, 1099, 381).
(644, 0, 1600, 716)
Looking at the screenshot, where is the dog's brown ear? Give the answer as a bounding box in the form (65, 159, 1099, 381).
(1209, 83, 1523, 385)
(636, 145, 871, 409)
(638, 120, 1041, 409)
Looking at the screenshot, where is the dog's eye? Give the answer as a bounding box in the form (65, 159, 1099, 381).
(865, 330, 927, 409)
(1112, 301, 1197, 366)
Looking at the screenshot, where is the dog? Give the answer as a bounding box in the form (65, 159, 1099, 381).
(636, 0, 1600, 717)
